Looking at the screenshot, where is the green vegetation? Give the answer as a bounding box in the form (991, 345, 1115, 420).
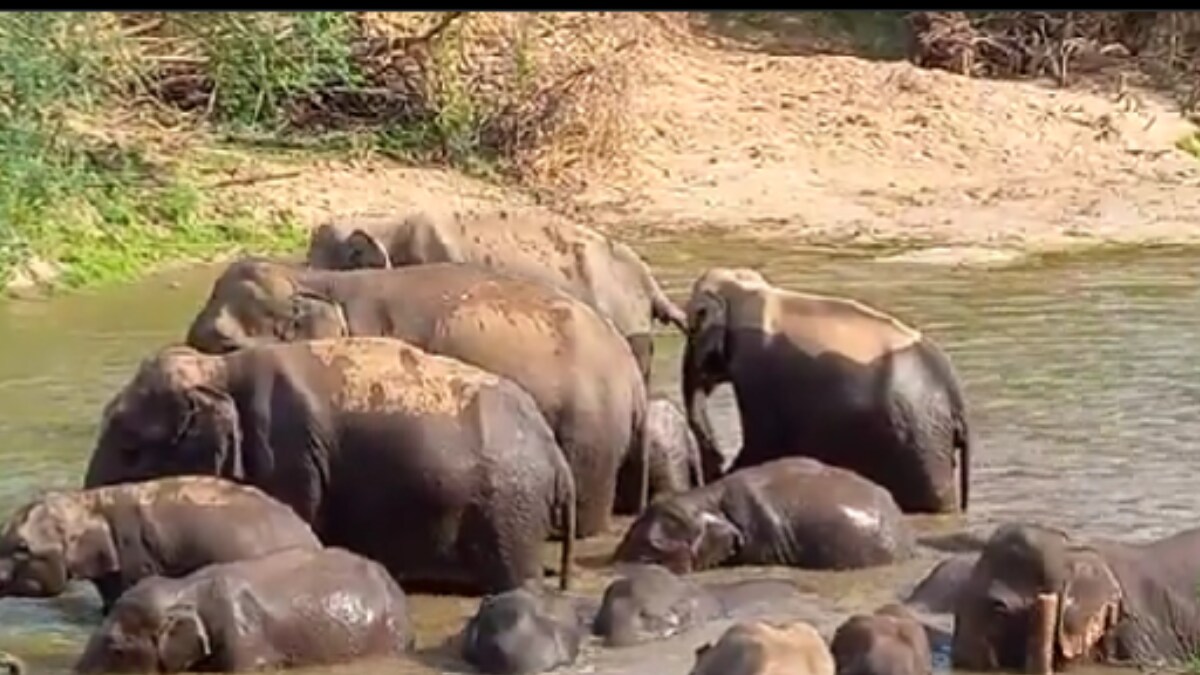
(1179, 132, 1200, 161)
(0, 13, 305, 292)
(701, 11, 911, 59)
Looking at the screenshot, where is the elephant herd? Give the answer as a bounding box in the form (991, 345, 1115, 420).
(1, 208, 1192, 674)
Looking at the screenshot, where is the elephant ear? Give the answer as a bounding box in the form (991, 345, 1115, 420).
(177, 384, 244, 479)
(156, 606, 211, 673)
(283, 289, 348, 342)
(345, 229, 392, 269)
(67, 527, 120, 581)
(1055, 550, 1122, 662)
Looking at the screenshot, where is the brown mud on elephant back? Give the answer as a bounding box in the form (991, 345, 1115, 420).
(690, 620, 836, 675)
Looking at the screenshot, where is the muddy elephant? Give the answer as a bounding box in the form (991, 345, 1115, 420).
(461, 581, 598, 674)
(680, 267, 971, 514)
(613, 457, 913, 574)
(592, 563, 807, 647)
(184, 258, 647, 538)
(614, 397, 704, 515)
(0, 475, 319, 613)
(305, 209, 687, 382)
(84, 338, 575, 594)
(831, 604, 932, 675)
(0, 652, 23, 675)
(690, 620, 835, 675)
(951, 522, 1200, 672)
(73, 547, 412, 673)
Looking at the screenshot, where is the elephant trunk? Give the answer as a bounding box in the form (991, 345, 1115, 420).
(557, 463, 576, 592)
(682, 342, 723, 483)
(956, 411, 971, 513)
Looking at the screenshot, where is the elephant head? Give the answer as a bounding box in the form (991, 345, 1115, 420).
(84, 346, 246, 490)
(306, 212, 450, 271)
(681, 268, 771, 481)
(0, 493, 116, 598)
(951, 523, 1123, 673)
(185, 258, 348, 354)
(612, 499, 743, 574)
(307, 221, 392, 270)
(75, 579, 211, 674)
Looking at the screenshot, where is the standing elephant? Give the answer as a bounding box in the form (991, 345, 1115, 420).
(73, 547, 413, 673)
(690, 620, 835, 675)
(613, 457, 913, 574)
(84, 338, 575, 594)
(831, 604, 933, 675)
(951, 522, 1200, 672)
(680, 267, 971, 514)
(184, 258, 647, 537)
(305, 209, 687, 382)
(614, 397, 704, 515)
(0, 475, 319, 612)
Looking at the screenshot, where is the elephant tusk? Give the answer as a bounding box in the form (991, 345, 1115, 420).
(1026, 592, 1059, 675)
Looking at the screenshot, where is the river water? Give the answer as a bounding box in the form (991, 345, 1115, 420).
(2, 234, 1199, 674)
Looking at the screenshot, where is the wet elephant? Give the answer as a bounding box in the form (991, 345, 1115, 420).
(690, 620, 835, 675)
(84, 338, 575, 594)
(184, 258, 647, 538)
(0, 652, 23, 675)
(461, 581, 598, 674)
(902, 554, 978, 614)
(831, 604, 933, 675)
(951, 522, 1200, 672)
(304, 209, 687, 382)
(680, 267, 971, 514)
(73, 547, 412, 673)
(0, 475, 319, 613)
(614, 397, 704, 515)
(592, 563, 808, 647)
(613, 457, 913, 574)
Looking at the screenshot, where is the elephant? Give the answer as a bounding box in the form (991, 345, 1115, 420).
(305, 209, 688, 382)
(591, 563, 809, 647)
(84, 338, 576, 594)
(73, 547, 412, 673)
(0, 475, 320, 613)
(184, 258, 648, 538)
(902, 554, 978, 614)
(951, 522, 1200, 672)
(613, 457, 913, 574)
(614, 397, 704, 515)
(831, 604, 933, 675)
(0, 652, 23, 675)
(689, 620, 835, 675)
(461, 581, 598, 674)
(680, 267, 971, 514)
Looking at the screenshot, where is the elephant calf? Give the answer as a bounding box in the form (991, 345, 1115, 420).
(74, 547, 413, 673)
(615, 397, 704, 515)
(0, 476, 320, 611)
(690, 620, 835, 675)
(461, 582, 598, 675)
(614, 457, 913, 574)
(831, 604, 933, 675)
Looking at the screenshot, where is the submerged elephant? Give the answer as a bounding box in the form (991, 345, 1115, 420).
(84, 338, 575, 594)
(461, 582, 598, 675)
(614, 457, 913, 574)
(184, 258, 647, 538)
(614, 397, 704, 515)
(831, 604, 933, 675)
(690, 620, 835, 675)
(0, 475, 319, 613)
(903, 554, 978, 614)
(952, 522, 1200, 672)
(305, 210, 687, 382)
(681, 267, 971, 514)
(73, 547, 412, 673)
(592, 563, 808, 647)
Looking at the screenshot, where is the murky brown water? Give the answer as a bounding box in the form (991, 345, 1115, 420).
(3, 235, 1199, 674)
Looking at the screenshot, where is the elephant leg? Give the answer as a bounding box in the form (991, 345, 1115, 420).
(625, 334, 654, 386)
(459, 501, 541, 594)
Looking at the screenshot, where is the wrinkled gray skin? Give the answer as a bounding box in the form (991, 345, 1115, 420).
(184, 258, 646, 538)
(0, 652, 23, 675)
(84, 338, 575, 594)
(614, 397, 704, 515)
(305, 210, 688, 383)
(952, 522, 1200, 672)
(74, 547, 412, 673)
(831, 604, 933, 675)
(614, 457, 914, 574)
(903, 554, 978, 614)
(591, 563, 807, 647)
(681, 267, 971, 514)
(0, 475, 320, 613)
(461, 581, 599, 675)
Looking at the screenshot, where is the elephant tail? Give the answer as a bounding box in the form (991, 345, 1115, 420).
(954, 408, 971, 513)
(614, 242, 687, 332)
(556, 457, 576, 592)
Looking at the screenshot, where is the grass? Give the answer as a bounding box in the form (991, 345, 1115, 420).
(1178, 132, 1200, 161)
(701, 11, 911, 59)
